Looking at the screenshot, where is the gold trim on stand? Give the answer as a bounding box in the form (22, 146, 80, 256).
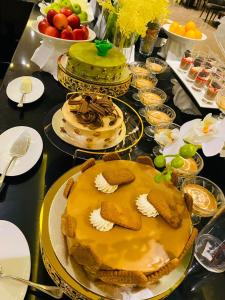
(40, 165, 193, 300)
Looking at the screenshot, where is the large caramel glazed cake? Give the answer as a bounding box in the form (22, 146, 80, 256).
(60, 93, 126, 150)
(62, 154, 197, 287)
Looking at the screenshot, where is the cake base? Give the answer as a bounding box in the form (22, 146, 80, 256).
(52, 109, 126, 150)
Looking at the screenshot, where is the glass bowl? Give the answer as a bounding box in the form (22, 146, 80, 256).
(181, 176, 225, 218)
(128, 61, 149, 77)
(131, 74, 158, 90)
(140, 104, 176, 128)
(138, 87, 167, 106)
(154, 123, 180, 147)
(172, 152, 204, 178)
(146, 57, 168, 74)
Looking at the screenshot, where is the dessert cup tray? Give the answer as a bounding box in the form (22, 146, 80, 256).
(167, 59, 218, 109)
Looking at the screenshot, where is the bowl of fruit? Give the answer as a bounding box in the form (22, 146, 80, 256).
(163, 21, 206, 42)
(39, 0, 94, 24)
(32, 9, 96, 48)
(161, 21, 206, 60)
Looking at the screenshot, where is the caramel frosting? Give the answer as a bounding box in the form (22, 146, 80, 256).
(146, 110, 171, 125)
(132, 66, 149, 76)
(65, 160, 192, 273)
(90, 208, 114, 231)
(95, 173, 118, 193)
(68, 93, 119, 129)
(148, 62, 163, 73)
(136, 194, 159, 217)
(183, 183, 217, 216)
(135, 78, 155, 89)
(140, 92, 162, 105)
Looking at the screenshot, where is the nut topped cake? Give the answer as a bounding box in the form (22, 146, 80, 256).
(66, 42, 126, 82)
(60, 93, 126, 150)
(62, 155, 197, 287)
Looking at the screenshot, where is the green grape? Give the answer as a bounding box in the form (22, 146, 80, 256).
(163, 171, 172, 182)
(154, 173, 163, 183)
(154, 155, 166, 168)
(179, 144, 197, 158)
(171, 156, 184, 168)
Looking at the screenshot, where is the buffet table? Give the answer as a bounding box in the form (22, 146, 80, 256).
(0, 3, 225, 300)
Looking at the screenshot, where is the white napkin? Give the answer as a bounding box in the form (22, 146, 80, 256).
(31, 40, 68, 80)
(171, 79, 202, 116)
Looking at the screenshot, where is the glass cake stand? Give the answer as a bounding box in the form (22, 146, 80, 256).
(57, 54, 132, 97)
(43, 95, 144, 160)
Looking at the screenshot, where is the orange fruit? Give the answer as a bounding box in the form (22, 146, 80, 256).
(185, 21, 196, 31)
(175, 25, 186, 36)
(169, 21, 179, 33)
(195, 30, 202, 39)
(185, 30, 196, 39)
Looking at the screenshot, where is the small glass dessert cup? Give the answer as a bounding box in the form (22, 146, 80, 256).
(181, 176, 225, 225)
(139, 104, 176, 138)
(172, 152, 203, 178)
(129, 61, 149, 77)
(145, 57, 168, 75)
(132, 74, 158, 90)
(216, 89, 225, 119)
(187, 57, 203, 82)
(203, 77, 222, 104)
(179, 50, 193, 72)
(193, 69, 211, 91)
(153, 123, 180, 156)
(135, 87, 167, 106)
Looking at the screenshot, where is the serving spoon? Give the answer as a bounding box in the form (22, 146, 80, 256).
(0, 265, 63, 299)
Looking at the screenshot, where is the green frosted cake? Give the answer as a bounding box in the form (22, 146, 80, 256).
(66, 42, 126, 82)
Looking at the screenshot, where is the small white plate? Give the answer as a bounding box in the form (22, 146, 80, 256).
(0, 126, 43, 176)
(0, 220, 31, 300)
(6, 77, 44, 104)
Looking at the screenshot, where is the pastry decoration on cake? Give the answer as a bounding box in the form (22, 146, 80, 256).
(59, 92, 126, 150)
(66, 41, 127, 82)
(61, 153, 197, 287)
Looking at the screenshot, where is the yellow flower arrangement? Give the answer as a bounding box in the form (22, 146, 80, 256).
(97, 0, 169, 38)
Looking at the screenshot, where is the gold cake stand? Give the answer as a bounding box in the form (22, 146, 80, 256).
(57, 54, 132, 97)
(40, 164, 194, 300)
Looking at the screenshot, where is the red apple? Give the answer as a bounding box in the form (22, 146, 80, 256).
(53, 13, 68, 30)
(72, 28, 85, 40)
(60, 7, 73, 17)
(67, 14, 80, 29)
(61, 28, 73, 40)
(65, 25, 72, 32)
(44, 26, 59, 38)
(81, 25, 89, 39)
(38, 19, 49, 34)
(47, 9, 57, 25)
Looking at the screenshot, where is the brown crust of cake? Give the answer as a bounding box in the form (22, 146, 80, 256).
(146, 258, 179, 284)
(184, 193, 193, 214)
(61, 213, 75, 238)
(70, 243, 101, 272)
(63, 178, 74, 198)
(179, 227, 198, 261)
(80, 158, 96, 172)
(136, 155, 154, 168)
(102, 153, 121, 161)
(97, 270, 148, 286)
